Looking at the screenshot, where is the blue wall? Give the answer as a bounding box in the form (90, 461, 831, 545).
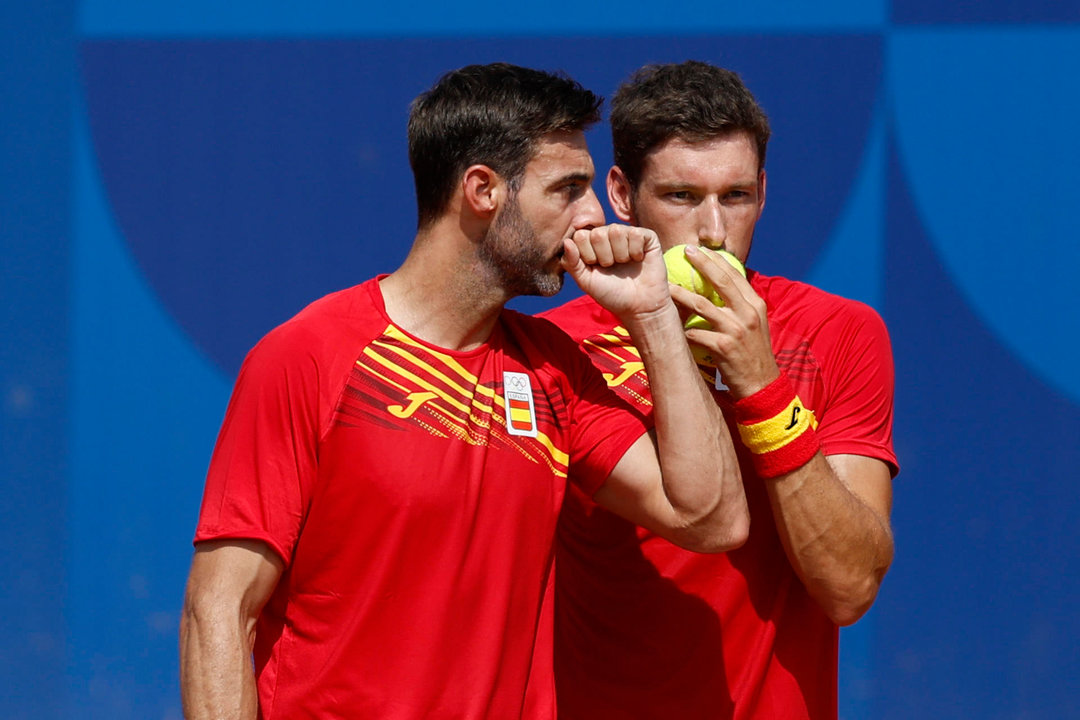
(3, 2, 1079, 717)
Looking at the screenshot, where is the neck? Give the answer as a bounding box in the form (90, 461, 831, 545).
(380, 219, 509, 351)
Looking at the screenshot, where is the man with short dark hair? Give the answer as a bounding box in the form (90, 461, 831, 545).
(179, 62, 748, 720)
(543, 60, 898, 719)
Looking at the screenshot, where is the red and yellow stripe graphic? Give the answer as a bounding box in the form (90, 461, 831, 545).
(333, 325, 568, 477)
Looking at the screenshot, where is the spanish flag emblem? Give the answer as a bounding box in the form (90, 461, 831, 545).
(503, 371, 538, 438)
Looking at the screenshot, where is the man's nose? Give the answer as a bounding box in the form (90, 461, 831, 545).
(575, 186, 606, 230)
(697, 198, 726, 249)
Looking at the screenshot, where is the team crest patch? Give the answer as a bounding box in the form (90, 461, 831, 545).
(502, 371, 538, 438)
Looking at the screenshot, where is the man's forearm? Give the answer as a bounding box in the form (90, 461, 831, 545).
(180, 540, 283, 718)
(625, 303, 747, 550)
(180, 600, 259, 720)
(765, 452, 894, 625)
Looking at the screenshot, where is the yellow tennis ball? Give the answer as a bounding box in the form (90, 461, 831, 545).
(662, 245, 746, 367)
(663, 244, 746, 311)
(664, 244, 716, 303)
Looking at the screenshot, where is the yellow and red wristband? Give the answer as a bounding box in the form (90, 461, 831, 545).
(733, 373, 820, 478)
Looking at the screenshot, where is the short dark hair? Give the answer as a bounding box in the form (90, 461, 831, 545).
(408, 63, 602, 228)
(610, 60, 771, 189)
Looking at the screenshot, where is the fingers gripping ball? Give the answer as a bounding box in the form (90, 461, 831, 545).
(662, 244, 746, 316)
(662, 244, 746, 366)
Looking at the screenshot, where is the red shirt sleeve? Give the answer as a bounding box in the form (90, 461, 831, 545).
(516, 314, 650, 497)
(567, 346, 650, 496)
(193, 321, 325, 565)
(817, 301, 899, 477)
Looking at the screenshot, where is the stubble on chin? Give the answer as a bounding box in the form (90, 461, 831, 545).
(481, 199, 565, 298)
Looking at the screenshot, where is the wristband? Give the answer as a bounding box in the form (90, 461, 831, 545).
(733, 373, 820, 478)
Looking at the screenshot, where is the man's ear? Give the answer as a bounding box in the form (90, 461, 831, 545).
(757, 168, 767, 220)
(607, 165, 635, 224)
(462, 164, 503, 219)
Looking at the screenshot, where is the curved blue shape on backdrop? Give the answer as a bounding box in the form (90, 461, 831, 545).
(878, 140, 1080, 719)
(72, 34, 883, 717)
(890, 28, 1080, 404)
(81, 35, 882, 374)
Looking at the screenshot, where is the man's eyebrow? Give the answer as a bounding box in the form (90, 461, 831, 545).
(652, 180, 695, 189)
(548, 171, 593, 187)
(652, 178, 757, 191)
(557, 171, 591, 183)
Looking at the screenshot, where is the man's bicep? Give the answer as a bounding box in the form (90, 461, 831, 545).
(185, 539, 285, 621)
(590, 430, 671, 531)
(825, 454, 893, 521)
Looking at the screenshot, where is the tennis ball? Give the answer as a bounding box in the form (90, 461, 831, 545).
(663, 244, 745, 311)
(664, 245, 717, 302)
(662, 245, 746, 367)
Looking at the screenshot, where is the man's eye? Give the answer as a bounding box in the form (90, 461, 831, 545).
(669, 191, 692, 201)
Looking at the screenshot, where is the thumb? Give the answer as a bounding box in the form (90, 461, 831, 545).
(560, 237, 583, 276)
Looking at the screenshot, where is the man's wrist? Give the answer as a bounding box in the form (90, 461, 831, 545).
(619, 301, 683, 341)
(732, 372, 820, 478)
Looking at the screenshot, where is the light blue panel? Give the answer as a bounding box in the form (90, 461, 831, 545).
(71, 112, 231, 718)
(80, 0, 886, 36)
(890, 28, 1080, 404)
(805, 99, 887, 309)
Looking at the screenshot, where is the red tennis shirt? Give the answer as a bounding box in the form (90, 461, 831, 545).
(194, 278, 647, 719)
(541, 271, 897, 720)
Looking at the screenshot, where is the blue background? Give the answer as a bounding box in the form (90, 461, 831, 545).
(3, 1, 1078, 717)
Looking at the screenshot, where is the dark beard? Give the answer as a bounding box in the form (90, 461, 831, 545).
(479, 196, 565, 297)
